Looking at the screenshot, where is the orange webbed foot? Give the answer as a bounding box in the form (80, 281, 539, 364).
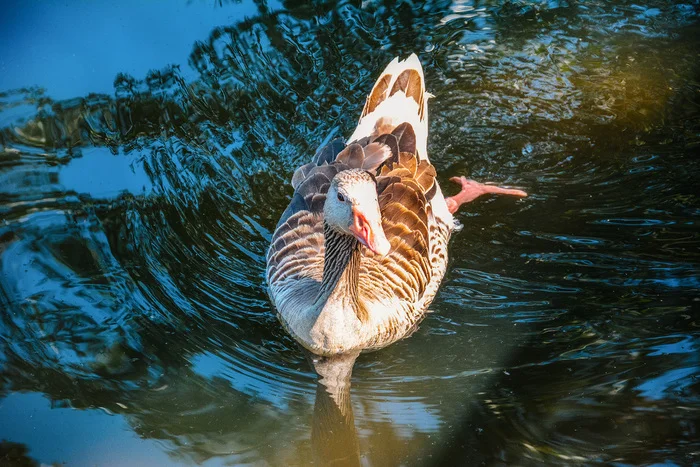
(445, 176, 527, 214)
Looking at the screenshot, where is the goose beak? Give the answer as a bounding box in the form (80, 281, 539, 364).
(350, 207, 391, 257)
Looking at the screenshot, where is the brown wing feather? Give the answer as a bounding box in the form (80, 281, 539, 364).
(267, 210, 324, 285)
(361, 142, 393, 172)
(390, 69, 425, 119)
(362, 74, 392, 118)
(391, 123, 417, 155)
(335, 144, 365, 168)
(398, 151, 417, 174)
(414, 160, 436, 196)
(372, 133, 399, 161)
(358, 138, 436, 305)
(390, 69, 423, 105)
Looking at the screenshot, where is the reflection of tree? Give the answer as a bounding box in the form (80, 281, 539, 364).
(0, 441, 40, 467)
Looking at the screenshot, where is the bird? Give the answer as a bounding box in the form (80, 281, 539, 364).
(266, 54, 526, 356)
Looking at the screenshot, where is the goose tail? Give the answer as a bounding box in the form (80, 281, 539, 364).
(347, 54, 432, 161)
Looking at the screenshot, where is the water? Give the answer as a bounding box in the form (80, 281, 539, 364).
(1, 0, 698, 465)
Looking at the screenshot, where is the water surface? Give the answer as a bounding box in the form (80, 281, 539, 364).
(1, 0, 699, 465)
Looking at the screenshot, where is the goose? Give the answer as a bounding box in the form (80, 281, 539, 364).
(266, 54, 526, 356)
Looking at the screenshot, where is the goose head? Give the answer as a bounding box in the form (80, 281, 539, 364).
(324, 169, 391, 256)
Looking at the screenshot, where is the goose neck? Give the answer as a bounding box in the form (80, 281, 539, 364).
(318, 223, 367, 321)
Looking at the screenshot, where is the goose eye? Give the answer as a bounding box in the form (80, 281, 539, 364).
(337, 192, 345, 202)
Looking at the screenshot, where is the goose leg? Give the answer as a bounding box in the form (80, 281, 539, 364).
(445, 176, 527, 214)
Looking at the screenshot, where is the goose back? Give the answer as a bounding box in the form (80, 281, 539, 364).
(266, 54, 455, 354)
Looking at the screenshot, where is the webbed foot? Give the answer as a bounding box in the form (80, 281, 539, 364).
(445, 176, 527, 214)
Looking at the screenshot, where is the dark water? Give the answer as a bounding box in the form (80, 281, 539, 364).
(1, 0, 699, 465)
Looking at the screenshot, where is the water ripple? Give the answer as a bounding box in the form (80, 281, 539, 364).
(1, 0, 699, 465)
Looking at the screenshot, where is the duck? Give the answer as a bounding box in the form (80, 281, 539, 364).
(266, 54, 526, 356)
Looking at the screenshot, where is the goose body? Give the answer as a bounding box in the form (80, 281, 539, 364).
(266, 55, 526, 356)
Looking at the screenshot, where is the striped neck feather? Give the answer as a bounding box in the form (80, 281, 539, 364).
(318, 222, 368, 322)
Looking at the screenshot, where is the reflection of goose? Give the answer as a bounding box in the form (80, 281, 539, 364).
(267, 55, 526, 355)
(310, 351, 361, 466)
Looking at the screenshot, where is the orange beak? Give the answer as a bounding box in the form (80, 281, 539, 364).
(349, 207, 391, 256)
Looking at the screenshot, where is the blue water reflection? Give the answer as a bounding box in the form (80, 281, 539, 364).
(0, 0, 281, 99)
